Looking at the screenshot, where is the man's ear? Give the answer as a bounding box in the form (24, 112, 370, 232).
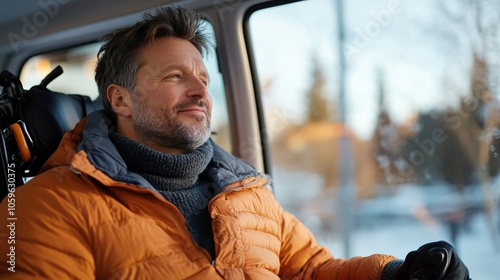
(107, 84, 132, 117)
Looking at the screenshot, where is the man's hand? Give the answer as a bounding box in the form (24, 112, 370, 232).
(395, 241, 470, 280)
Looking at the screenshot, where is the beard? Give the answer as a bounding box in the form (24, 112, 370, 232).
(132, 97, 211, 152)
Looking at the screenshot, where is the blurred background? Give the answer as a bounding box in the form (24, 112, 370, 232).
(249, 1, 500, 279)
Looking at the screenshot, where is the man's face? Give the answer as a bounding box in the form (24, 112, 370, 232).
(131, 37, 212, 153)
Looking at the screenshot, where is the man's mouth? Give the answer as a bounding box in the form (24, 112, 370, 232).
(178, 106, 205, 113)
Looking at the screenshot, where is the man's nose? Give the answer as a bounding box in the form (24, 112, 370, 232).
(186, 76, 208, 99)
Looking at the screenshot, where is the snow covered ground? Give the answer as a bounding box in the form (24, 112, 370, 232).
(273, 168, 499, 279)
(321, 213, 498, 280)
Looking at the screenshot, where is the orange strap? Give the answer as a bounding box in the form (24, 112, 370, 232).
(9, 122, 31, 162)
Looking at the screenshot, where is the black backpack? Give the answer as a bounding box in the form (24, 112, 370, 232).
(0, 66, 101, 200)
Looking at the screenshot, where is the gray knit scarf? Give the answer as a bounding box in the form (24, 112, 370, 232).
(109, 131, 217, 258)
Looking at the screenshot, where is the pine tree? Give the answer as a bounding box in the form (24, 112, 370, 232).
(306, 59, 332, 123)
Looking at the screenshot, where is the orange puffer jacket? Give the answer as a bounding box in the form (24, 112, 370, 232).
(0, 111, 397, 279)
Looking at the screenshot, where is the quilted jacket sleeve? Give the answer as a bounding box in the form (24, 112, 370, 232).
(0, 171, 94, 279)
(278, 210, 398, 280)
(212, 179, 398, 280)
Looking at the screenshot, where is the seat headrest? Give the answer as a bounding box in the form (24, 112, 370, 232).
(21, 86, 102, 175)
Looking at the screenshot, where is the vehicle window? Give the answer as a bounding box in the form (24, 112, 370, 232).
(19, 21, 231, 151)
(248, 0, 500, 278)
(20, 43, 101, 100)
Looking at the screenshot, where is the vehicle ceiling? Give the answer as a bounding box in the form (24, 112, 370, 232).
(0, 0, 231, 69)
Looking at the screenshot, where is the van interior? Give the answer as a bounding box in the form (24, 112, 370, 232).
(0, 1, 499, 278)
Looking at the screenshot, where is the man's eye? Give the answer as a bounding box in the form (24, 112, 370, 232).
(168, 73, 181, 79)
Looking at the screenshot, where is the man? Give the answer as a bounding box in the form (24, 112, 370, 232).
(0, 6, 469, 279)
